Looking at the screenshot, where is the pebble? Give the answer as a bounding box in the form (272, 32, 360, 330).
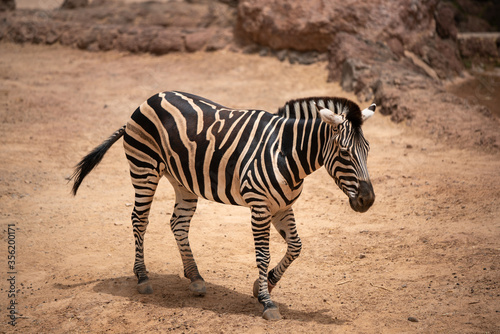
(408, 316, 419, 322)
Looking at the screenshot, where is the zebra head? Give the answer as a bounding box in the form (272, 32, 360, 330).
(316, 101, 376, 213)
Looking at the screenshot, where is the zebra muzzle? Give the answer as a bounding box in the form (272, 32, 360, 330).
(349, 181, 375, 213)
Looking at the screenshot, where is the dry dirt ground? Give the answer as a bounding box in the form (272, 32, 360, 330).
(0, 42, 499, 333)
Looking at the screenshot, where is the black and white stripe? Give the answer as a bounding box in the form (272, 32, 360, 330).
(71, 91, 375, 320)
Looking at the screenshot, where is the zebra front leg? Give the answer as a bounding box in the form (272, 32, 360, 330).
(168, 181, 206, 296)
(251, 206, 281, 320)
(252, 209, 301, 298)
(268, 208, 301, 291)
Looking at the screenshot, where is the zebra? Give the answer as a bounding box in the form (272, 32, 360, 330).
(71, 91, 375, 320)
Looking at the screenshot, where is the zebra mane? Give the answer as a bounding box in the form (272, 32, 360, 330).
(277, 97, 363, 128)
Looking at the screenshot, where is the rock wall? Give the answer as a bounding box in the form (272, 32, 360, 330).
(237, 0, 498, 149)
(0, 1, 236, 53)
(457, 32, 500, 65)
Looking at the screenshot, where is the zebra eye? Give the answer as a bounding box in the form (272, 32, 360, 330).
(339, 149, 350, 158)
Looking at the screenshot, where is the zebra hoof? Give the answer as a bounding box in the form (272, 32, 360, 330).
(253, 279, 275, 298)
(263, 306, 281, 321)
(189, 279, 206, 296)
(137, 280, 153, 294)
(253, 279, 259, 298)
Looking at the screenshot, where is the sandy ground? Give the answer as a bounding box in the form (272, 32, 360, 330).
(0, 42, 499, 333)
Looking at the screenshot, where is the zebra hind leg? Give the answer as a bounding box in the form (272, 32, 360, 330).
(168, 179, 206, 296)
(131, 173, 160, 295)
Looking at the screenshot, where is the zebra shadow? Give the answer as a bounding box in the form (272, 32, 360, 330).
(89, 273, 346, 325)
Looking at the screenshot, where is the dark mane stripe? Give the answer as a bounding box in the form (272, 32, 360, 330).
(277, 97, 363, 128)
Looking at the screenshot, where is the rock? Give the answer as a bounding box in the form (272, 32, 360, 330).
(404, 50, 439, 81)
(435, 2, 458, 40)
(408, 36, 464, 80)
(0, 0, 237, 56)
(457, 32, 500, 61)
(206, 28, 232, 51)
(453, 0, 498, 32)
(274, 49, 287, 62)
(237, 0, 439, 54)
(59, 23, 81, 47)
(185, 29, 213, 52)
(8, 19, 38, 43)
(44, 22, 61, 45)
(115, 27, 160, 53)
(340, 58, 370, 93)
(386, 37, 404, 59)
(237, 0, 358, 52)
(372, 80, 414, 123)
(148, 30, 184, 55)
(96, 26, 119, 51)
(136, 27, 161, 53)
(241, 44, 261, 55)
(76, 27, 98, 50)
(115, 28, 138, 52)
(288, 51, 321, 65)
(60, 0, 88, 10)
(328, 33, 396, 82)
(327, 32, 421, 121)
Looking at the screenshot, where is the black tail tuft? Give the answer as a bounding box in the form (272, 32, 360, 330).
(71, 125, 126, 196)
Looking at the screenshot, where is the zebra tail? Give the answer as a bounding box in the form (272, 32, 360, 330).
(71, 125, 126, 196)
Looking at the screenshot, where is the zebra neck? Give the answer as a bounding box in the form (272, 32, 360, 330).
(277, 118, 329, 184)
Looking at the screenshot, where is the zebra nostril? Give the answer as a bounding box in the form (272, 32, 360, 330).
(356, 181, 375, 210)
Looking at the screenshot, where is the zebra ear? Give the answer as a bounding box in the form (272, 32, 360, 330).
(361, 103, 376, 121)
(313, 101, 344, 126)
(318, 107, 344, 127)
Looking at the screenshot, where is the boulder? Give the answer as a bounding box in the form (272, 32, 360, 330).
(407, 36, 464, 79)
(185, 29, 213, 52)
(206, 28, 232, 51)
(148, 30, 184, 55)
(76, 26, 98, 50)
(7, 19, 38, 43)
(59, 23, 81, 46)
(96, 26, 119, 51)
(435, 1, 459, 40)
(237, 0, 360, 52)
(457, 32, 500, 60)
